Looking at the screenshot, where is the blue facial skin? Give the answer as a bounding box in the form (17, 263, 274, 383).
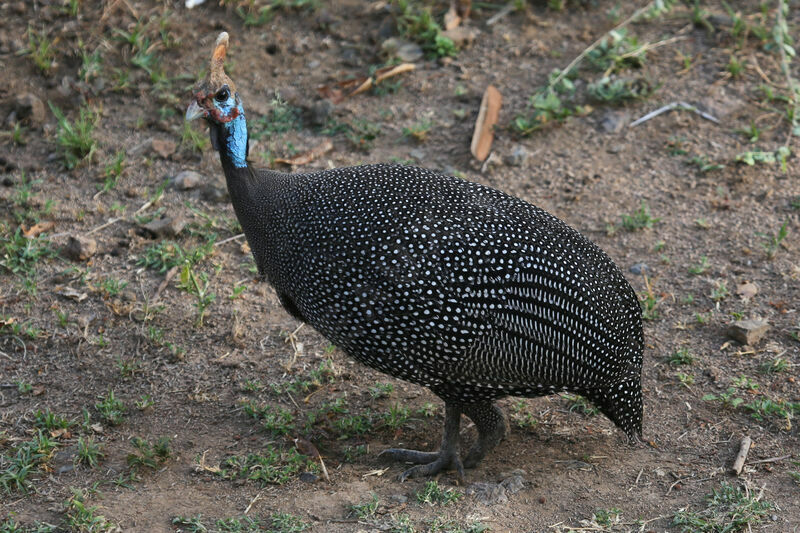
(215, 94, 248, 168)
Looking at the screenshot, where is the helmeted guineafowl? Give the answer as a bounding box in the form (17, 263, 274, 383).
(186, 32, 643, 481)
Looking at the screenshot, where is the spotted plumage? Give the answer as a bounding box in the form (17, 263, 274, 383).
(187, 32, 643, 481)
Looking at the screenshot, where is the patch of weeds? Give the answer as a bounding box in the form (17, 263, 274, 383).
(127, 437, 171, 470)
(64, 488, 117, 532)
(417, 402, 436, 417)
(790, 462, 800, 485)
(759, 356, 788, 373)
(689, 256, 710, 275)
(665, 135, 688, 155)
(178, 264, 216, 327)
(673, 481, 773, 532)
(0, 431, 58, 494)
(727, 55, 745, 78)
(416, 480, 462, 506)
(382, 404, 410, 430)
(235, 0, 319, 27)
(219, 447, 310, 486)
(710, 281, 729, 302)
(369, 382, 394, 399)
(78, 47, 103, 84)
(668, 348, 695, 366)
(101, 151, 126, 192)
(241, 379, 264, 392)
(269, 512, 310, 533)
(587, 29, 647, 72)
(241, 401, 295, 436)
(562, 393, 600, 416)
(137, 240, 213, 273)
(736, 120, 763, 143)
(0, 518, 58, 532)
(271, 359, 337, 395)
(402, 120, 433, 143)
(136, 394, 155, 410)
(230, 283, 248, 299)
(703, 387, 744, 410)
(25, 27, 56, 73)
(513, 75, 579, 135)
(350, 493, 380, 519)
(736, 147, 791, 172)
(510, 399, 538, 429)
(95, 390, 126, 426)
(676, 372, 694, 388)
(334, 411, 375, 439)
(342, 444, 367, 463)
(15, 380, 33, 394)
(757, 220, 789, 259)
(638, 277, 659, 321)
(116, 357, 140, 379)
(743, 398, 798, 423)
(687, 155, 724, 173)
(392, 0, 456, 58)
(75, 437, 103, 468)
(343, 118, 382, 152)
(99, 277, 128, 298)
(0, 229, 56, 294)
(34, 409, 72, 431)
(48, 102, 98, 169)
(587, 76, 656, 102)
(389, 514, 415, 533)
(620, 201, 659, 231)
(428, 517, 489, 533)
(250, 94, 302, 140)
(181, 120, 210, 153)
(1, 123, 27, 146)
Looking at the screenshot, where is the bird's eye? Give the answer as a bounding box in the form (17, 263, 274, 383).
(215, 88, 230, 102)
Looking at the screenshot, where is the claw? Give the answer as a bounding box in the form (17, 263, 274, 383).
(396, 453, 465, 483)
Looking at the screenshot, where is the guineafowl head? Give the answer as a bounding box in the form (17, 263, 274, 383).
(186, 32, 248, 166)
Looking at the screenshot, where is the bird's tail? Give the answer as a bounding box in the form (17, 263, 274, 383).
(580, 379, 643, 444)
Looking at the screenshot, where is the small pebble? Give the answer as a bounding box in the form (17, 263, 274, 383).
(170, 170, 204, 190)
(629, 263, 650, 275)
(299, 472, 319, 483)
(505, 145, 529, 167)
(62, 235, 97, 262)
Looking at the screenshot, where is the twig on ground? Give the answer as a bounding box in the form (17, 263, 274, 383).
(486, 2, 517, 26)
(748, 454, 792, 465)
(214, 233, 245, 247)
(87, 197, 155, 235)
(151, 265, 180, 303)
(732, 436, 752, 475)
(549, 0, 664, 89)
(629, 101, 720, 127)
(243, 491, 263, 514)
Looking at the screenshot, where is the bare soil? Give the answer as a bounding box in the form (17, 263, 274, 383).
(1, 1, 799, 532)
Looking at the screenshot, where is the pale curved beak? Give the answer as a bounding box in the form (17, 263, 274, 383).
(185, 100, 205, 121)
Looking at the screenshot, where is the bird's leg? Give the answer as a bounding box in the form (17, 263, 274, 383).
(380, 403, 465, 482)
(462, 402, 508, 468)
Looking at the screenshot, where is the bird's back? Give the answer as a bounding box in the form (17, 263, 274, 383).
(253, 164, 642, 401)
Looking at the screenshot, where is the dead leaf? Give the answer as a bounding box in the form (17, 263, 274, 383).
(274, 139, 333, 166)
(50, 428, 71, 439)
(90, 423, 104, 433)
(22, 221, 55, 238)
(294, 437, 321, 459)
(318, 63, 416, 103)
(57, 286, 88, 302)
(444, 3, 462, 30)
(736, 282, 758, 301)
(470, 85, 502, 162)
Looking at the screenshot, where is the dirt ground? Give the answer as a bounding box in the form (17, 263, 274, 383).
(1, 0, 799, 531)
